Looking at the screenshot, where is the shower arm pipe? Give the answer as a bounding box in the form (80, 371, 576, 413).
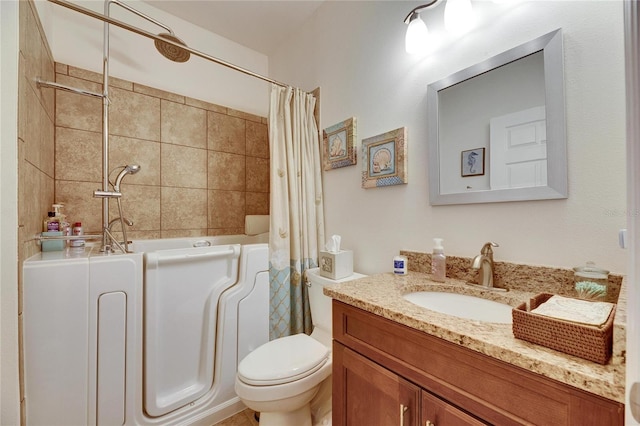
(47, 0, 291, 89)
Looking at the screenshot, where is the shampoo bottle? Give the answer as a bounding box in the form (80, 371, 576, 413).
(431, 238, 446, 282)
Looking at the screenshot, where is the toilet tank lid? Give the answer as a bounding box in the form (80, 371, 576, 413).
(237, 333, 329, 385)
(306, 267, 366, 284)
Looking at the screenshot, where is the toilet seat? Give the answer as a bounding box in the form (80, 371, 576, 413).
(237, 333, 329, 386)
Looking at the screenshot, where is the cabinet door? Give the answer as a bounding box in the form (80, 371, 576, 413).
(422, 390, 488, 426)
(334, 342, 420, 426)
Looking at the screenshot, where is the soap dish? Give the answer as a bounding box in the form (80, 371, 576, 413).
(512, 293, 615, 364)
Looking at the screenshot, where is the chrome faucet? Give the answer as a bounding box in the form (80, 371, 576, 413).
(471, 242, 499, 288)
(108, 217, 133, 232)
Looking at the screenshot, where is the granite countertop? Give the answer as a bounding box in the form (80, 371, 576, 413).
(324, 271, 626, 403)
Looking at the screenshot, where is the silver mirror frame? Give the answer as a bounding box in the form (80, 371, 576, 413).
(427, 29, 567, 205)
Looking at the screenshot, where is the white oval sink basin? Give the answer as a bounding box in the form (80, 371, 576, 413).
(403, 291, 513, 324)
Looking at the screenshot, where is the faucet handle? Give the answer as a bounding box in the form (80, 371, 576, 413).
(481, 242, 499, 255)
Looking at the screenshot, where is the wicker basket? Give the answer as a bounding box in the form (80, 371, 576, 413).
(512, 293, 615, 364)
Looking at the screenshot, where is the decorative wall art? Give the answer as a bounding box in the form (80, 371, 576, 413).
(323, 117, 357, 170)
(461, 147, 485, 177)
(361, 127, 408, 189)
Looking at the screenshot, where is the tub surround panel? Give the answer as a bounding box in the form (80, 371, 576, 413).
(324, 272, 625, 403)
(54, 63, 270, 238)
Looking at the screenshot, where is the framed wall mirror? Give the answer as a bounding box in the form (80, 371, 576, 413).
(427, 29, 567, 205)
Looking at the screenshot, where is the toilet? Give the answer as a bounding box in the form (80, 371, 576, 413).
(234, 267, 365, 426)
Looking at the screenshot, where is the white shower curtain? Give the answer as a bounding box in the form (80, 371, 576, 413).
(268, 85, 325, 339)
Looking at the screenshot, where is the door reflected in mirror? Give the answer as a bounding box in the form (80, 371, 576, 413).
(427, 29, 567, 205)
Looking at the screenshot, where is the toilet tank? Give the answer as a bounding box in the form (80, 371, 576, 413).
(306, 268, 365, 343)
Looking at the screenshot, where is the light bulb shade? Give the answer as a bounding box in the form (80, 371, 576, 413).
(405, 14, 429, 54)
(444, 0, 475, 35)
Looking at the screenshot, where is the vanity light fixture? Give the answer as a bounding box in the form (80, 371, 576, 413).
(404, 0, 475, 54)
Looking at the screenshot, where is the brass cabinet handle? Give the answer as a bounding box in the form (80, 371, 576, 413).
(400, 404, 409, 425)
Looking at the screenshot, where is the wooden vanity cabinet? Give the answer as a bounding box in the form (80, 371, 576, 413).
(332, 301, 624, 426)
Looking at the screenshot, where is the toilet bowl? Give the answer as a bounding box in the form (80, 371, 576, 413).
(234, 267, 365, 426)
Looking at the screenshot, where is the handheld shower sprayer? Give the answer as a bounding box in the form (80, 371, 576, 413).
(113, 164, 141, 192)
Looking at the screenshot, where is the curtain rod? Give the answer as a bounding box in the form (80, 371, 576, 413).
(47, 0, 292, 89)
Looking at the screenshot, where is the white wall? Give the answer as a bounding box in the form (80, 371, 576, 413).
(270, 1, 627, 275)
(34, 0, 271, 117)
(0, 0, 20, 423)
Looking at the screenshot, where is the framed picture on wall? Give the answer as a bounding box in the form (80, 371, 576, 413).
(323, 117, 357, 170)
(461, 148, 485, 177)
(361, 127, 408, 189)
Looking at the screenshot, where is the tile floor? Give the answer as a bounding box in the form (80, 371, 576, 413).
(214, 409, 259, 426)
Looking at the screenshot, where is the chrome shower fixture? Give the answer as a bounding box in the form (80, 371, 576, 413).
(107, 0, 190, 63)
(155, 33, 191, 63)
(113, 164, 141, 192)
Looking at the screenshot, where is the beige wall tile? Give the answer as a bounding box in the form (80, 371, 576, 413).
(109, 87, 160, 141)
(246, 121, 269, 158)
(127, 230, 161, 241)
(23, 83, 41, 170)
(109, 136, 161, 186)
(23, 5, 41, 94)
(246, 192, 269, 216)
(40, 111, 55, 177)
(161, 229, 208, 239)
(227, 108, 262, 123)
(185, 97, 226, 113)
(208, 151, 245, 191)
(208, 228, 245, 236)
(161, 100, 207, 149)
(246, 157, 270, 193)
(67, 65, 133, 91)
(19, 148, 44, 236)
(208, 190, 245, 229)
(52, 63, 269, 239)
(55, 62, 68, 75)
(161, 144, 207, 188)
(161, 187, 208, 230)
(56, 128, 102, 182)
(39, 42, 55, 119)
(208, 111, 245, 154)
(108, 185, 161, 232)
(18, 54, 26, 142)
(55, 75, 102, 132)
(55, 181, 103, 234)
(134, 83, 185, 103)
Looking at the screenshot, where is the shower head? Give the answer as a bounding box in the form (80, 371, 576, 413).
(114, 164, 141, 191)
(155, 33, 191, 63)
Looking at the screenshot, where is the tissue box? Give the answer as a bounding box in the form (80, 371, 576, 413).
(319, 250, 353, 280)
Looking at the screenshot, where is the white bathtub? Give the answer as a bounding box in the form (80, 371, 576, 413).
(24, 234, 269, 426)
(129, 232, 269, 253)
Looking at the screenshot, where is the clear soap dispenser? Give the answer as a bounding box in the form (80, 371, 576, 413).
(431, 238, 446, 282)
